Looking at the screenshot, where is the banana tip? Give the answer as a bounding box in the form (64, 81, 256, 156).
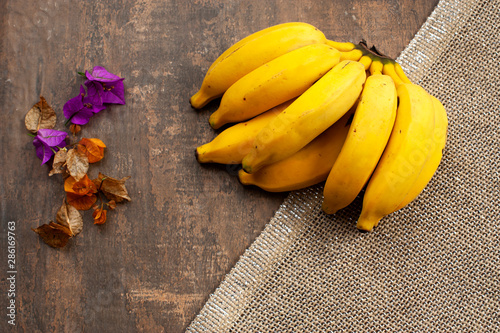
(209, 119, 218, 129)
(241, 164, 252, 174)
(356, 218, 377, 232)
(189, 95, 199, 109)
(208, 114, 223, 129)
(190, 91, 207, 109)
(321, 205, 337, 215)
(237, 170, 249, 185)
(194, 148, 201, 163)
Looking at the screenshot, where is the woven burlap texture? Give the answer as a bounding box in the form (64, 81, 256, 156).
(187, 0, 500, 331)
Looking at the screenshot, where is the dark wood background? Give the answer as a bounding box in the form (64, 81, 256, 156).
(1, 0, 438, 331)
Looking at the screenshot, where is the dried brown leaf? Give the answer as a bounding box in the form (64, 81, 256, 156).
(32, 222, 72, 248)
(66, 148, 89, 181)
(24, 96, 57, 133)
(93, 172, 131, 203)
(49, 148, 68, 176)
(56, 198, 83, 236)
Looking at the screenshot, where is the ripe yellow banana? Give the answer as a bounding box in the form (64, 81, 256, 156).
(322, 74, 398, 215)
(394, 95, 448, 211)
(209, 44, 341, 129)
(369, 57, 384, 75)
(340, 49, 364, 61)
(238, 109, 353, 192)
(241, 60, 366, 174)
(358, 55, 373, 71)
(382, 59, 404, 87)
(357, 83, 436, 231)
(326, 40, 356, 52)
(394, 62, 412, 84)
(195, 100, 293, 164)
(190, 22, 327, 109)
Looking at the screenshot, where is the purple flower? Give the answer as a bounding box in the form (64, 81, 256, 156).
(63, 85, 105, 125)
(33, 129, 67, 164)
(85, 66, 125, 105)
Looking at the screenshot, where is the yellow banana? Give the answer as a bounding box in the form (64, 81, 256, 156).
(357, 83, 436, 231)
(358, 55, 373, 71)
(238, 109, 353, 192)
(209, 44, 341, 129)
(190, 22, 327, 109)
(394, 95, 448, 211)
(340, 49, 364, 61)
(326, 40, 356, 52)
(322, 74, 397, 215)
(241, 60, 366, 174)
(369, 57, 384, 75)
(382, 60, 404, 87)
(394, 62, 412, 84)
(196, 100, 294, 164)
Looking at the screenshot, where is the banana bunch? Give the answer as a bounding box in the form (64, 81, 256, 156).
(192, 23, 448, 232)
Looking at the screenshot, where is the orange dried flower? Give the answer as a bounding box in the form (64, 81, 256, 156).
(92, 208, 107, 225)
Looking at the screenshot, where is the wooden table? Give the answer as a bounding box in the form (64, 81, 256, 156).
(1, 0, 438, 331)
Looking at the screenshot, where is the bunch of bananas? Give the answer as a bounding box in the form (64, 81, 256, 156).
(191, 22, 448, 232)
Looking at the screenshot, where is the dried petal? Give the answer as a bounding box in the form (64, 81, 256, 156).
(64, 175, 97, 195)
(69, 124, 81, 135)
(65, 148, 89, 181)
(90, 138, 106, 157)
(56, 198, 83, 236)
(63, 86, 95, 125)
(83, 85, 106, 113)
(93, 172, 131, 203)
(36, 128, 68, 147)
(72, 176, 98, 196)
(77, 138, 104, 163)
(49, 149, 68, 176)
(85, 66, 126, 105)
(101, 80, 126, 105)
(24, 96, 57, 133)
(89, 138, 106, 149)
(33, 137, 55, 165)
(107, 200, 117, 210)
(92, 208, 107, 225)
(86, 66, 123, 82)
(32, 222, 72, 248)
(66, 192, 97, 210)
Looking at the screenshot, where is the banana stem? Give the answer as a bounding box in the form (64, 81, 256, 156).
(330, 39, 412, 85)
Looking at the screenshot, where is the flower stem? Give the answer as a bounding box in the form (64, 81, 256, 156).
(64, 113, 77, 127)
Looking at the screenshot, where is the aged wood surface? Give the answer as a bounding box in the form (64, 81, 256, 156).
(0, 0, 438, 331)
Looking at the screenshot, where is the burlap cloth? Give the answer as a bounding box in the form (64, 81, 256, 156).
(187, 0, 500, 331)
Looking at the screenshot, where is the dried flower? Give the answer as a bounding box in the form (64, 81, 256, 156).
(85, 66, 125, 105)
(63, 85, 105, 125)
(69, 124, 81, 135)
(33, 129, 68, 164)
(92, 207, 107, 225)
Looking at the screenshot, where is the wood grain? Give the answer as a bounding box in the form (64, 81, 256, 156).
(0, 0, 438, 331)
